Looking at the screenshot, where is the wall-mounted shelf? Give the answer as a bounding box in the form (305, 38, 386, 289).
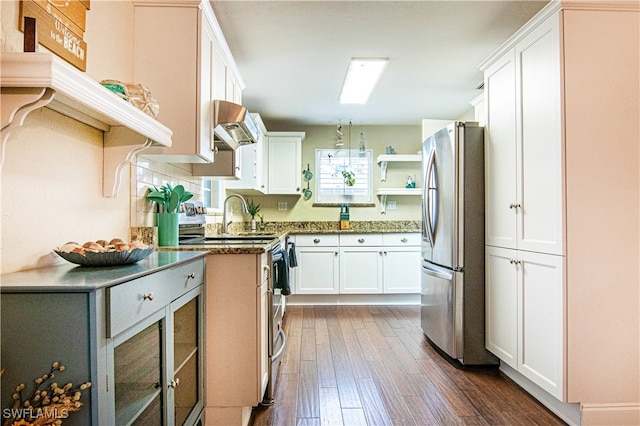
(376, 188, 421, 214)
(0, 52, 173, 197)
(376, 154, 422, 181)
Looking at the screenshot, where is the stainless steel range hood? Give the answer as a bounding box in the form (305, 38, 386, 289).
(213, 100, 259, 150)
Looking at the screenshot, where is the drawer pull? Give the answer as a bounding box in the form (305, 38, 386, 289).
(401, 238, 408, 243)
(168, 378, 180, 389)
(187, 272, 196, 279)
(143, 292, 154, 301)
(358, 238, 365, 243)
(314, 238, 321, 244)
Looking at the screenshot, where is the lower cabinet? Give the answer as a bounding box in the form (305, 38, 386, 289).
(0, 254, 206, 426)
(485, 245, 564, 399)
(204, 252, 270, 425)
(294, 234, 340, 294)
(293, 233, 421, 296)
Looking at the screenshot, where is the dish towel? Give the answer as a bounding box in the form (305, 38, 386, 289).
(274, 246, 291, 295)
(288, 242, 298, 267)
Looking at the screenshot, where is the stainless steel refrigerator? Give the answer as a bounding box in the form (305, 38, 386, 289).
(421, 121, 497, 365)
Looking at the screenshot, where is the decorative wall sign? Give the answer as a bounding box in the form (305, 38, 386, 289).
(19, 0, 88, 71)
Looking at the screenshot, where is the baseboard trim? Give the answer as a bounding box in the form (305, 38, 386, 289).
(581, 403, 640, 425)
(500, 363, 581, 425)
(286, 293, 421, 306)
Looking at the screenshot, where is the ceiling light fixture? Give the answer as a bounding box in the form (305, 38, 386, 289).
(339, 58, 389, 104)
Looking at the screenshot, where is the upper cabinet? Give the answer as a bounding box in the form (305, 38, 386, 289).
(133, 0, 244, 163)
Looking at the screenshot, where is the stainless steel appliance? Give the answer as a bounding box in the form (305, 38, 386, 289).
(421, 121, 497, 365)
(263, 243, 289, 405)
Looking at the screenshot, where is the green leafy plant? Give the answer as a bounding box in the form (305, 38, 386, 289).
(146, 184, 193, 213)
(342, 170, 356, 186)
(247, 199, 261, 219)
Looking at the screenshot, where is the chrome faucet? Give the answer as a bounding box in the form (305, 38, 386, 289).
(223, 194, 249, 234)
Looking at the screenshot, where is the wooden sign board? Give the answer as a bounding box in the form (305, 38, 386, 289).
(20, 0, 87, 71)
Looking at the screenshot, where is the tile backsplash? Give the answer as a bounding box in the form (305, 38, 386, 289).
(131, 157, 204, 227)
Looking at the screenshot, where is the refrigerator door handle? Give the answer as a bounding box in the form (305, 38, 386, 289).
(425, 148, 438, 246)
(421, 262, 453, 281)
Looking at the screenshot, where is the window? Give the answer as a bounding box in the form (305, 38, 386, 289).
(202, 179, 224, 211)
(315, 149, 373, 205)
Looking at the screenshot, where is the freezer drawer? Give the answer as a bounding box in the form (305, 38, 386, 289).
(420, 261, 463, 360)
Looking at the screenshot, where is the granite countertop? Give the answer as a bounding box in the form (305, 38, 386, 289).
(0, 251, 208, 293)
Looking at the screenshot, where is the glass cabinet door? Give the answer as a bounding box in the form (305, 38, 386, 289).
(171, 292, 202, 425)
(114, 321, 164, 426)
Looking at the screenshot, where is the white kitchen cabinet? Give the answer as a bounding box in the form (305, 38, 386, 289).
(205, 252, 270, 425)
(294, 234, 340, 295)
(381, 233, 421, 293)
(339, 234, 383, 294)
(484, 14, 563, 256)
(133, 1, 243, 163)
(482, 8, 565, 403)
(266, 132, 305, 195)
(485, 246, 563, 399)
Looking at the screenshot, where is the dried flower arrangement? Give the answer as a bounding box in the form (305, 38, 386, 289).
(1, 362, 91, 426)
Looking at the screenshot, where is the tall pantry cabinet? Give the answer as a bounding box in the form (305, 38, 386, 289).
(481, 1, 639, 424)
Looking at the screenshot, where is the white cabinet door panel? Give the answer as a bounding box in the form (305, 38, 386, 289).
(484, 52, 518, 249)
(383, 247, 421, 293)
(516, 17, 563, 255)
(519, 250, 564, 399)
(485, 246, 519, 369)
(295, 247, 339, 294)
(339, 248, 382, 294)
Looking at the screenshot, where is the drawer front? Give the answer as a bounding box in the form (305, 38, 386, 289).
(295, 234, 339, 247)
(107, 258, 205, 337)
(340, 234, 383, 247)
(382, 233, 421, 246)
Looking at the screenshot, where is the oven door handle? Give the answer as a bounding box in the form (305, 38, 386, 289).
(272, 329, 287, 362)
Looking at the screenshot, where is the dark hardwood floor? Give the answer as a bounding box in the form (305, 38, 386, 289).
(250, 305, 565, 426)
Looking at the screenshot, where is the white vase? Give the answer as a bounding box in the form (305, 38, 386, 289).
(251, 219, 257, 231)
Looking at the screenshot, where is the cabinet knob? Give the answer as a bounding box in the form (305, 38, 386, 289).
(168, 378, 180, 389)
(334, 251, 338, 256)
(379, 251, 383, 255)
(313, 238, 321, 244)
(401, 238, 408, 243)
(143, 292, 154, 301)
(187, 272, 196, 279)
(509, 203, 522, 209)
(358, 238, 365, 243)
(509, 259, 522, 265)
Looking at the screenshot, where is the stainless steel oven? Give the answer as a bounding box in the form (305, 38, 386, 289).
(263, 243, 288, 405)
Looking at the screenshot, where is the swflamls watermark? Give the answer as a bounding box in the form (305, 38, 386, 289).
(2, 407, 70, 420)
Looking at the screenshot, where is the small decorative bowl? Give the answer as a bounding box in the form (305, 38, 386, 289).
(54, 248, 155, 267)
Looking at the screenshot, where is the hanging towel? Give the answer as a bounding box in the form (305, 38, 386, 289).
(288, 242, 298, 267)
(273, 246, 291, 295)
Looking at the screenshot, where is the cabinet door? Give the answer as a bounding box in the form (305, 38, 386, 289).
(515, 16, 563, 255)
(383, 247, 421, 293)
(169, 286, 204, 426)
(199, 14, 215, 162)
(267, 136, 302, 194)
(485, 246, 518, 369)
(294, 246, 339, 294)
(484, 50, 518, 250)
(339, 247, 383, 294)
(518, 250, 563, 399)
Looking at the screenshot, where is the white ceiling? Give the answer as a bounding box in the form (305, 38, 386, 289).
(210, 1, 549, 128)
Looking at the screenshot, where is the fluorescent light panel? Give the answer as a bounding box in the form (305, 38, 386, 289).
(340, 58, 388, 104)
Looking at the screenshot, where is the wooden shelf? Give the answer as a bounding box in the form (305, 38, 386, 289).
(1, 52, 173, 197)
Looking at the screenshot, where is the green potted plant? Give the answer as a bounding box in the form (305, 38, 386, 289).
(146, 184, 193, 246)
(247, 199, 261, 231)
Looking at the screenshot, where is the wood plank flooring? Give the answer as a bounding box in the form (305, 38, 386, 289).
(250, 305, 565, 426)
